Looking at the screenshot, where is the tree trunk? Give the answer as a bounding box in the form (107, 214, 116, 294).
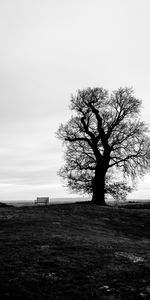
(91, 167, 106, 205)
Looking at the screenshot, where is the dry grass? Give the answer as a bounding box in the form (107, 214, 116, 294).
(0, 202, 150, 299)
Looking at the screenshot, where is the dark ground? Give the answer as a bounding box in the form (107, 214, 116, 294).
(0, 202, 150, 299)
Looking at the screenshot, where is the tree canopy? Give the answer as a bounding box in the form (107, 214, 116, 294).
(57, 87, 150, 205)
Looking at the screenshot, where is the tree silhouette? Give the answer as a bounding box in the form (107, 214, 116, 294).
(57, 87, 150, 205)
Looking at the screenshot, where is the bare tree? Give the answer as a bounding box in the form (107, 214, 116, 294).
(57, 87, 150, 205)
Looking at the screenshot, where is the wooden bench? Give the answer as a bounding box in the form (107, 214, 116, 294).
(34, 197, 49, 205)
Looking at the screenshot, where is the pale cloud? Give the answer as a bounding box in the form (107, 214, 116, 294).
(0, 182, 67, 201)
(0, 116, 65, 199)
(0, 0, 150, 201)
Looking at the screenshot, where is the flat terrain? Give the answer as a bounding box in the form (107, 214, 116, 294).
(0, 202, 150, 299)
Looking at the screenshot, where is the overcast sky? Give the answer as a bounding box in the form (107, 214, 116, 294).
(0, 0, 150, 201)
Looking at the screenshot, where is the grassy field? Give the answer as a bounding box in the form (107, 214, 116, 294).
(0, 202, 150, 299)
